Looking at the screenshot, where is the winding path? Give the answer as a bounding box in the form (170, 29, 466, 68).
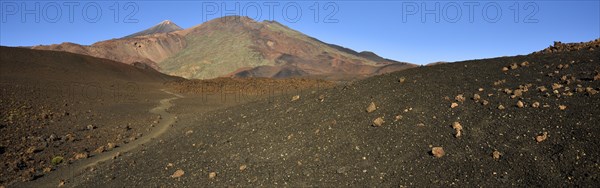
(20, 89, 183, 187)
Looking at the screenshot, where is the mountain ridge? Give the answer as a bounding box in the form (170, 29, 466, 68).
(32, 16, 416, 80)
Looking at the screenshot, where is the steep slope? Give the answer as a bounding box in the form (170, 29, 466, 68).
(32, 16, 415, 80)
(123, 20, 183, 38)
(48, 45, 599, 187)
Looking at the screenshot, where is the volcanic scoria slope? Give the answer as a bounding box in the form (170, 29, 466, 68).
(19, 40, 594, 187)
(0, 46, 180, 185)
(33, 16, 415, 80)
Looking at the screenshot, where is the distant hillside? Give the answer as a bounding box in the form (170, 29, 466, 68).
(32, 16, 416, 80)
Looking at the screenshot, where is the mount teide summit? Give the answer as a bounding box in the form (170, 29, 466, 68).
(33, 16, 415, 80)
(123, 20, 183, 38)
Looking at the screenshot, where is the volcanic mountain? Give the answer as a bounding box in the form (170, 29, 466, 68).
(32, 16, 415, 80)
(123, 20, 183, 38)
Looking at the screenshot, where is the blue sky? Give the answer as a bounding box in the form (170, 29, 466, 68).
(1, 0, 598, 64)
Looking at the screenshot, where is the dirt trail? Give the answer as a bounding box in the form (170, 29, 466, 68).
(18, 89, 183, 188)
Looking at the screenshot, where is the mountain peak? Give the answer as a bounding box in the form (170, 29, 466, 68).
(123, 20, 183, 38)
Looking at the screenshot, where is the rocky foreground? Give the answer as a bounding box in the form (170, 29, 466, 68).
(16, 44, 598, 187)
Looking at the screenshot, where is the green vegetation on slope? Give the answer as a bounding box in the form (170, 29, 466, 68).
(160, 30, 270, 79)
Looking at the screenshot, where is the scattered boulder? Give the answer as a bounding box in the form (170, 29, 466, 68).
(58, 179, 66, 187)
(538, 86, 548, 92)
(94, 146, 106, 154)
(517, 101, 524, 108)
(455, 94, 466, 102)
(208, 172, 217, 179)
(520, 61, 530, 66)
(586, 87, 599, 95)
(74, 152, 88, 160)
(452, 122, 463, 138)
(510, 63, 519, 70)
(501, 67, 509, 72)
(431, 147, 445, 158)
(87, 124, 96, 130)
(366, 102, 377, 113)
(481, 100, 489, 106)
(511, 89, 523, 98)
(559, 105, 567, 110)
(398, 77, 406, 83)
(552, 83, 563, 90)
(450, 103, 459, 109)
(107, 143, 117, 150)
(291, 95, 300, 102)
(372, 117, 385, 127)
(473, 94, 481, 101)
(492, 150, 502, 160)
(171, 169, 185, 178)
(26, 146, 41, 154)
(394, 114, 403, 121)
(536, 132, 548, 143)
(494, 79, 507, 86)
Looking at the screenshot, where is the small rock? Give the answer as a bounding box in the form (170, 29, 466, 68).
(208, 172, 217, 179)
(318, 94, 325, 102)
(87, 124, 96, 130)
(558, 105, 567, 110)
(185, 130, 194, 136)
(512, 89, 523, 98)
(520, 61, 530, 66)
(372, 117, 385, 127)
(473, 94, 481, 101)
(455, 94, 465, 102)
(107, 143, 117, 150)
(171, 169, 185, 178)
(94, 146, 105, 154)
(291, 95, 300, 101)
(536, 132, 548, 143)
(452, 122, 463, 138)
(366, 102, 377, 113)
(517, 101, 524, 108)
(481, 100, 489, 106)
(498, 104, 505, 110)
(531, 102, 540, 108)
(43, 167, 52, 173)
(450, 102, 459, 108)
(586, 87, 598, 95)
(398, 77, 406, 83)
(538, 86, 548, 92)
(26, 146, 41, 154)
(594, 73, 600, 81)
(552, 83, 563, 90)
(501, 67, 509, 72)
(239, 164, 247, 171)
(74, 152, 88, 160)
(431, 147, 445, 158)
(58, 179, 66, 187)
(510, 63, 518, 69)
(492, 150, 502, 160)
(394, 114, 403, 121)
